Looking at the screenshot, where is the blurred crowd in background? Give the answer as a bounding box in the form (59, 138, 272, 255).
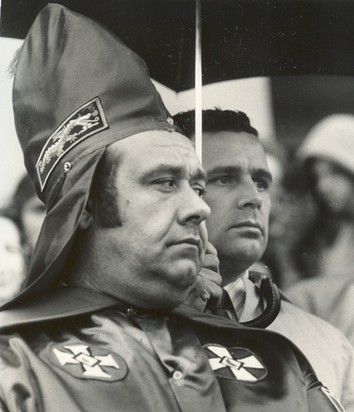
(259, 114, 354, 286)
(0, 174, 46, 305)
(256, 113, 354, 344)
(1, 110, 353, 344)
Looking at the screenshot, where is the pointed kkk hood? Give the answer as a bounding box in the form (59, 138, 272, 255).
(3, 3, 179, 308)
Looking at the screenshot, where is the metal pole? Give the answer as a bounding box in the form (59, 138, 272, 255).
(195, 0, 202, 162)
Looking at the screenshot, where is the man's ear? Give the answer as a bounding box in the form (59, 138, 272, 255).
(79, 198, 94, 230)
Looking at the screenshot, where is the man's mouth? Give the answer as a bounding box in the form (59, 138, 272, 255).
(175, 237, 201, 247)
(169, 237, 203, 253)
(231, 221, 264, 234)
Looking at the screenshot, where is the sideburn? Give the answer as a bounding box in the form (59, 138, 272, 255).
(91, 151, 122, 228)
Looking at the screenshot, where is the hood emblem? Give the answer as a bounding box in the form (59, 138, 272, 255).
(36, 97, 108, 191)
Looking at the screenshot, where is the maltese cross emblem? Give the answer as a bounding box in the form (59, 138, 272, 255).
(205, 344, 267, 382)
(51, 343, 128, 381)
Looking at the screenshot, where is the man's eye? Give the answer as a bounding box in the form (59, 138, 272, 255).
(209, 176, 234, 186)
(193, 185, 206, 197)
(254, 178, 270, 191)
(154, 178, 176, 191)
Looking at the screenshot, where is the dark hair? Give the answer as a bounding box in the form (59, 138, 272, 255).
(173, 108, 258, 139)
(12, 174, 37, 210)
(90, 149, 122, 228)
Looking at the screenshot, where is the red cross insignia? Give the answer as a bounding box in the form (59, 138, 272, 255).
(50, 343, 128, 381)
(204, 344, 267, 382)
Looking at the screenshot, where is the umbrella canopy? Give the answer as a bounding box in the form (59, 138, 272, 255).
(1, 0, 354, 92)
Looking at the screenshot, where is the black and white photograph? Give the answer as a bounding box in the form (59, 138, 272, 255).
(0, 1, 353, 410)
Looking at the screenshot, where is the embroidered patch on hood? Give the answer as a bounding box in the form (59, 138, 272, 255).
(36, 97, 108, 191)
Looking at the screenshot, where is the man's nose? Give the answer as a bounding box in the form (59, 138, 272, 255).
(236, 179, 262, 209)
(177, 186, 211, 225)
